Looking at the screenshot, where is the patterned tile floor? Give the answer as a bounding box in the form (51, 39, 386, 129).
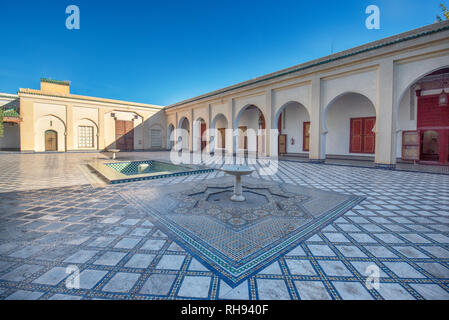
(0, 152, 448, 300)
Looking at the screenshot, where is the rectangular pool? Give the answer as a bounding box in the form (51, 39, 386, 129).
(89, 159, 214, 184)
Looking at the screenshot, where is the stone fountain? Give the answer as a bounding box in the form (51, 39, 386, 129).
(220, 165, 254, 202)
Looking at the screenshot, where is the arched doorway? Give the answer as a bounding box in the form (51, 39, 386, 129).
(274, 101, 310, 156)
(167, 124, 175, 150)
(324, 92, 376, 160)
(397, 67, 449, 165)
(45, 130, 58, 151)
(235, 105, 266, 157)
(193, 118, 207, 152)
(178, 117, 190, 151)
(211, 114, 228, 155)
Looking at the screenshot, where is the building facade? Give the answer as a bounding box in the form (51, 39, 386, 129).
(166, 21, 449, 167)
(0, 79, 165, 152)
(1, 22, 449, 167)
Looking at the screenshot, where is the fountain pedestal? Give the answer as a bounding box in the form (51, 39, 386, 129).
(221, 165, 254, 202)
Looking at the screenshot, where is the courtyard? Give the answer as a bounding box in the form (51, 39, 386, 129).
(0, 152, 448, 300)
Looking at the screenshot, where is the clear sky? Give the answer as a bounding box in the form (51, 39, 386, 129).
(0, 0, 446, 105)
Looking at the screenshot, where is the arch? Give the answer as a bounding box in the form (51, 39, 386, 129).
(210, 113, 229, 153)
(322, 91, 376, 134)
(274, 101, 311, 155)
(395, 66, 449, 164)
(193, 117, 207, 152)
(323, 92, 377, 159)
(178, 116, 190, 128)
(234, 104, 266, 129)
(167, 123, 175, 150)
(178, 117, 190, 151)
(75, 118, 98, 150)
(274, 101, 310, 130)
(211, 113, 229, 129)
(234, 104, 266, 156)
(395, 65, 449, 131)
(35, 115, 66, 152)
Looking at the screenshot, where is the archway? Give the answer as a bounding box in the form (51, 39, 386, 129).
(167, 123, 175, 150)
(211, 113, 229, 154)
(323, 92, 376, 160)
(75, 118, 98, 150)
(178, 117, 190, 151)
(234, 105, 266, 157)
(397, 67, 449, 165)
(35, 115, 66, 152)
(274, 101, 310, 156)
(193, 118, 207, 152)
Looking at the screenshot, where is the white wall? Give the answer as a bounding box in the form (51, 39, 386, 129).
(325, 93, 376, 156)
(280, 105, 310, 153)
(211, 114, 228, 151)
(237, 108, 260, 151)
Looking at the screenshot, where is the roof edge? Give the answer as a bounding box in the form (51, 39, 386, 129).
(18, 89, 165, 110)
(167, 20, 449, 109)
(40, 78, 70, 86)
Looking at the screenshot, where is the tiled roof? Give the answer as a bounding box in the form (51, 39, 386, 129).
(3, 108, 20, 118)
(40, 78, 70, 86)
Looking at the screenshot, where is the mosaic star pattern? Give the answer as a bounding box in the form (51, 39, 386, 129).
(120, 176, 363, 286)
(0, 152, 448, 300)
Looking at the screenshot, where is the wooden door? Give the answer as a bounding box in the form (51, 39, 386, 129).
(350, 117, 375, 154)
(303, 122, 310, 152)
(350, 118, 363, 153)
(279, 134, 287, 155)
(116, 120, 134, 151)
(363, 118, 376, 154)
(45, 130, 58, 151)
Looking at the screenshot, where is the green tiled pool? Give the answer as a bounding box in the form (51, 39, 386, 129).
(89, 160, 214, 184)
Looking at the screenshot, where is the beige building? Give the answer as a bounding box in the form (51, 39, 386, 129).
(1, 79, 165, 152)
(165, 21, 449, 168)
(1, 21, 449, 168)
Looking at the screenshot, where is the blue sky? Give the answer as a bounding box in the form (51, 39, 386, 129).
(0, 0, 445, 105)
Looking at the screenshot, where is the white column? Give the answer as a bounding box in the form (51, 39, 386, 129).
(309, 76, 325, 162)
(375, 59, 396, 167)
(265, 89, 273, 157)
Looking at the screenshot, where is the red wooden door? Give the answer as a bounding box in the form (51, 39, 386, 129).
(350, 117, 375, 154)
(363, 118, 376, 153)
(417, 95, 449, 164)
(350, 118, 363, 153)
(115, 120, 134, 151)
(303, 122, 310, 152)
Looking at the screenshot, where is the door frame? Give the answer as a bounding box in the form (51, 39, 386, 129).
(349, 117, 376, 154)
(45, 130, 58, 152)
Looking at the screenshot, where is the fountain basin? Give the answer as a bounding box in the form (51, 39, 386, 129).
(220, 165, 254, 202)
